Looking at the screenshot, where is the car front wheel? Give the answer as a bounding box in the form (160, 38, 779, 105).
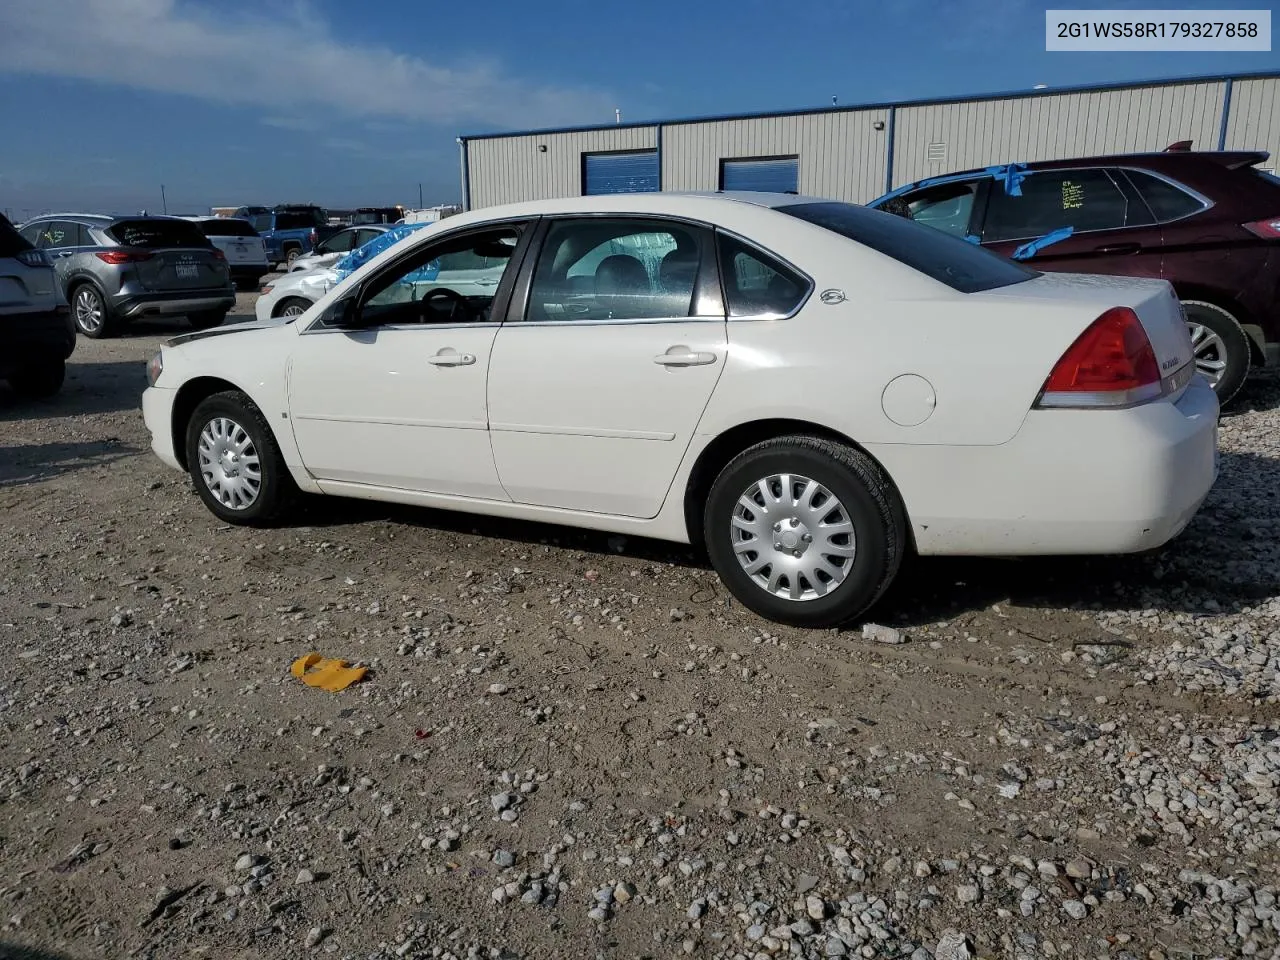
(704, 436, 907, 628)
(275, 297, 312, 319)
(1182, 300, 1250, 405)
(185, 391, 298, 525)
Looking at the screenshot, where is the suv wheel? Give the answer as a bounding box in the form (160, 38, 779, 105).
(1182, 300, 1250, 405)
(71, 284, 113, 338)
(8, 358, 66, 399)
(703, 436, 907, 628)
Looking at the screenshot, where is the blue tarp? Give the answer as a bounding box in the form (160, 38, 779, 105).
(332, 222, 432, 284)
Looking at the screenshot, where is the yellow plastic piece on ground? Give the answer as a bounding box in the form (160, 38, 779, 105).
(290, 652, 367, 692)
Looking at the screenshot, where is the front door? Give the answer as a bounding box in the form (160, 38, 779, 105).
(487, 217, 727, 519)
(287, 222, 530, 498)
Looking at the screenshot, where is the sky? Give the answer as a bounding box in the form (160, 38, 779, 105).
(0, 0, 1277, 220)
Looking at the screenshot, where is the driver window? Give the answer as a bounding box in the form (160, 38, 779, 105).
(358, 226, 522, 326)
(321, 231, 357, 254)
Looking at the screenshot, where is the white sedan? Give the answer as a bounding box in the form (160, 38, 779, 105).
(142, 192, 1218, 628)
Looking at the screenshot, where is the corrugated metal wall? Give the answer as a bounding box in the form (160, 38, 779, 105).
(467, 126, 657, 208)
(661, 110, 888, 203)
(1225, 78, 1280, 172)
(893, 82, 1225, 187)
(464, 76, 1280, 209)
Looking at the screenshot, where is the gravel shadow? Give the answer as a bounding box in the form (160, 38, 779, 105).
(0, 361, 146, 421)
(0, 438, 138, 488)
(0, 945, 81, 960)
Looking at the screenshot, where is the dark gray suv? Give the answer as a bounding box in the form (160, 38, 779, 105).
(17, 214, 236, 338)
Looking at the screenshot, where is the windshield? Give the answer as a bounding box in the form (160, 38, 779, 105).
(106, 218, 211, 249)
(777, 200, 1038, 294)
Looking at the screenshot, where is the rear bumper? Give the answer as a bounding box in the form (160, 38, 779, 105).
(875, 376, 1220, 556)
(114, 292, 236, 319)
(142, 385, 182, 471)
(0, 306, 76, 367)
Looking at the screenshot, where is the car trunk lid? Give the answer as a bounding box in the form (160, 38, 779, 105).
(132, 248, 226, 291)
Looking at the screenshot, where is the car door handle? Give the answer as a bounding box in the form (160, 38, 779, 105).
(1094, 242, 1141, 255)
(654, 349, 717, 367)
(427, 351, 476, 366)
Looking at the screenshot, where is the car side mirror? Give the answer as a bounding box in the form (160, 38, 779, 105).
(318, 295, 362, 329)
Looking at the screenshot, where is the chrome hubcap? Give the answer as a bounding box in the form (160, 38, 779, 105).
(1187, 321, 1227, 387)
(730, 473, 856, 602)
(197, 417, 262, 510)
(74, 289, 103, 333)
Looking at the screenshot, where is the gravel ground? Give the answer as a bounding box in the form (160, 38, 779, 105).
(1, 286, 1278, 960)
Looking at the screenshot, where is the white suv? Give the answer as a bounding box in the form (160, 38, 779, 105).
(0, 213, 74, 398)
(182, 216, 270, 290)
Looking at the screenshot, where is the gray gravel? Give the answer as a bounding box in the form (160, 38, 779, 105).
(0, 309, 1277, 959)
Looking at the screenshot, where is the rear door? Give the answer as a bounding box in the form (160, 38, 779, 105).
(977, 167, 1164, 279)
(108, 219, 228, 291)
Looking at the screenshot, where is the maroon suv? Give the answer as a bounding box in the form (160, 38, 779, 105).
(870, 149, 1280, 403)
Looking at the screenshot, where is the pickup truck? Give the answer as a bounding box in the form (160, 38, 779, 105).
(232, 205, 337, 270)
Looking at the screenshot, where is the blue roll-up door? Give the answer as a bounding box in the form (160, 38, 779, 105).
(721, 157, 799, 193)
(583, 151, 659, 195)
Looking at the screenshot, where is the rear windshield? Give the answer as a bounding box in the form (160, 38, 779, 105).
(777, 200, 1038, 294)
(107, 218, 211, 249)
(275, 211, 324, 230)
(0, 214, 33, 257)
(197, 217, 259, 238)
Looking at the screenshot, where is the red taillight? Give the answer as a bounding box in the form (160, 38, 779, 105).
(1243, 218, 1280, 239)
(211, 248, 226, 261)
(309, 228, 319, 246)
(95, 249, 154, 264)
(1037, 307, 1163, 408)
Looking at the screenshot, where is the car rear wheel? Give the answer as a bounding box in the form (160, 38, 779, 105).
(187, 310, 227, 330)
(276, 297, 312, 319)
(185, 391, 299, 526)
(1182, 300, 1250, 405)
(71, 284, 113, 338)
(8, 358, 65, 399)
(703, 436, 907, 628)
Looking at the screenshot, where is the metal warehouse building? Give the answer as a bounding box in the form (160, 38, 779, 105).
(458, 71, 1280, 210)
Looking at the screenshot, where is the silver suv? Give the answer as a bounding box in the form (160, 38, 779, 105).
(0, 213, 74, 398)
(17, 214, 236, 338)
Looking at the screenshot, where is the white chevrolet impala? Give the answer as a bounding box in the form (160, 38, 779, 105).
(142, 192, 1218, 627)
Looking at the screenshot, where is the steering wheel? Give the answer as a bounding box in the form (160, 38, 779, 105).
(421, 288, 468, 324)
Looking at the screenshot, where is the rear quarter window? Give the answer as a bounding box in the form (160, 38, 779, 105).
(0, 215, 34, 257)
(107, 219, 211, 248)
(778, 200, 1038, 294)
(1124, 169, 1206, 221)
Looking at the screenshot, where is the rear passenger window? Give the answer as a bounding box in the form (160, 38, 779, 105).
(716, 233, 808, 318)
(983, 169, 1132, 241)
(1124, 169, 1205, 222)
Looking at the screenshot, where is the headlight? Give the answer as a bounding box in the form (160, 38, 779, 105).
(146, 351, 163, 387)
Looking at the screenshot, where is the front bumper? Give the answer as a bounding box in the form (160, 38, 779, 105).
(875, 376, 1220, 556)
(142, 385, 182, 472)
(114, 292, 236, 320)
(0, 305, 76, 368)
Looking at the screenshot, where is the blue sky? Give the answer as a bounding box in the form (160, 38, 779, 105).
(1, 0, 1277, 220)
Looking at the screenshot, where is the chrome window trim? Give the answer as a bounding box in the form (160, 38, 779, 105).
(513, 315, 725, 329)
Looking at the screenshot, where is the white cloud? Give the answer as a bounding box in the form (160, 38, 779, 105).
(0, 0, 614, 131)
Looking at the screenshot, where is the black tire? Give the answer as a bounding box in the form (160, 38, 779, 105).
(703, 436, 907, 628)
(8, 358, 65, 399)
(1182, 300, 1250, 406)
(274, 297, 312, 319)
(185, 391, 299, 526)
(187, 310, 227, 330)
(70, 283, 114, 339)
